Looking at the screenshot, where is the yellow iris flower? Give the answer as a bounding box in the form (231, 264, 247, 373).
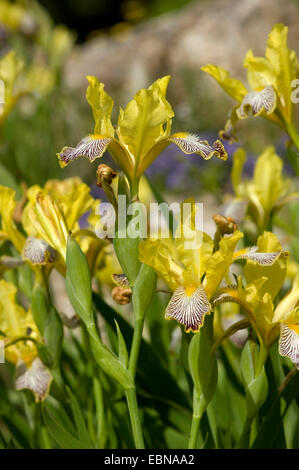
(0, 185, 26, 253)
(139, 208, 284, 332)
(22, 177, 103, 265)
(231, 146, 296, 231)
(0, 50, 55, 127)
(57, 76, 227, 195)
(202, 24, 298, 142)
(0, 279, 38, 365)
(212, 232, 299, 368)
(0, 178, 103, 272)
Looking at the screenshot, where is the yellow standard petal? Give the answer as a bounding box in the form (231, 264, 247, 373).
(86, 75, 115, 138)
(243, 231, 288, 300)
(0, 280, 38, 365)
(243, 49, 277, 91)
(252, 146, 287, 218)
(117, 76, 174, 170)
(273, 275, 299, 324)
(138, 238, 183, 291)
(265, 24, 298, 122)
(0, 185, 25, 253)
(204, 230, 243, 298)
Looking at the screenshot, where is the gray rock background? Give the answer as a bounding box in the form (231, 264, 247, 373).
(65, 0, 299, 102)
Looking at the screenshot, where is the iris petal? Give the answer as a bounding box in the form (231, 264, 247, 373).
(15, 357, 53, 401)
(237, 85, 277, 119)
(58, 135, 112, 167)
(233, 247, 283, 265)
(169, 133, 227, 160)
(278, 323, 299, 369)
(165, 285, 211, 332)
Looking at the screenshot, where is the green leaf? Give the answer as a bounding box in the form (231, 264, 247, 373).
(188, 315, 218, 416)
(113, 232, 141, 286)
(44, 307, 64, 367)
(66, 236, 94, 328)
(115, 320, 129, 367)
(240, 341, 268, 419)
(287, 147, 299, 176)
(0, 430, 7, 449)
(252, 370, 299, 448)
(132, 263, 156, 321)
(31, 283, 49, 334)
(93, 376, 107, 448)
(93, 293, 190, 409)
(42, 403, 89, 449)
(66, 387, 93, 448)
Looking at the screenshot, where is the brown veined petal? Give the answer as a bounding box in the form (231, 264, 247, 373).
(237, 85, 277, 119)
(165, 285, 211, 333)
(22, 237, 56, 265)
(233, 246, 283, 265)
(278, 323, 299, 369)
(57, 135, 112, 167)
(169, 133, 227, 160)
(15, 357, 53, 401)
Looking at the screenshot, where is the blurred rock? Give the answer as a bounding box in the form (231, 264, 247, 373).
(65, 0, 299, 101)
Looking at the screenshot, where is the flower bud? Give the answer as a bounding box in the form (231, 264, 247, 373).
(213, 214, 237, 235)
(112, 286, 132, 305)
(30, 193, 69, 260)
(96, 164, 118, 188)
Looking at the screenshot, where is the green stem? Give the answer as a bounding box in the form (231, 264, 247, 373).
(125, 388, 145, 449)
(126, 318, 145, 448)
(129, 177, 140, 202)
(285, 121, 299, 152)
(256, 343, 269, 376)
(188, 389, 202, 449)
(128, 318, 144, 378)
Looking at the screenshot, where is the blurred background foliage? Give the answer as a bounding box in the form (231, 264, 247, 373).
(38, 0, 194, 42)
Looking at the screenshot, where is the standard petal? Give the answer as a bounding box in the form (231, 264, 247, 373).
(169, 133, 227, 160)
(86, 76, 115, 137)
(278, 323, 299, 369)
(237, 85, 277, 119)
(139, 238, 184, 291)
(273, 275, 299, 323)
(165, 285, 211, 332)
(244, 232, 288, 301)
(57, 135, 112, 167)
(204, 230, 243, 298)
